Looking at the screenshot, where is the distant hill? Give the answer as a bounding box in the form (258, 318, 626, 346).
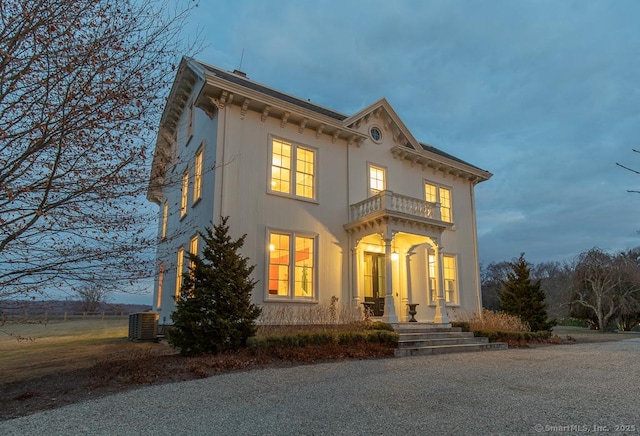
(0, 300, 152, 317)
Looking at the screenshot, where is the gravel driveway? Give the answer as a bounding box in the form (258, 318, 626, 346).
(2, 338, 639, 435)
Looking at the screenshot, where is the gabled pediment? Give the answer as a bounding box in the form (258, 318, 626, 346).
(342, 98, 420, 150)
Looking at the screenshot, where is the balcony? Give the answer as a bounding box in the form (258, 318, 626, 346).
(344, 190, 452, 236)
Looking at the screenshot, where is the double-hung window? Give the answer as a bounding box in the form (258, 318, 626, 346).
(189, 236, 198, 273)
(176, 247, 185, 296)
(270, 138, 316, 200)
(193, 147, 203, 203)
(161, 201, 168, 239)
(427, 254, 459, 305)
(368, 164, 386, 196)
(267, 230, 316, 299)
(180, 169, 189, 218)
(425, 182, 452, 223)
(156, 263, 164, 309)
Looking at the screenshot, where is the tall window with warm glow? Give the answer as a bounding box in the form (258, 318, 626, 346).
(271, 139, 291, 194)
(268, 233, 290, 295)
(189, 236, 198, 273)
(428, 253, 458, 305)
(180, 169, 189, 217)
(176, 248, 185, 296)
(268, 231, 315, 299)
(369, 164, 385, 196)
(161, 201, 168, 239)
(270, 139, 316, 200)
(425, 182, 452, 223)
(193, 148, 203, 203)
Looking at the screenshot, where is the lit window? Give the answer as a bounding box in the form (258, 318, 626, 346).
(161, 201, 168, 239)
(176, 248, 185, 296)
(428, 254, 458, 305)
(189, 236, 198, 272)
(193, 148, 203, 203)
(443, 255, 457, 304)
(425, 182, 453, 223)
(157, 263, 164, 309)
(295, 147, 315, 199)
(268, 231, 315, 299)
(270, 139, 316, 200)
(369, 164, 385, 196)
(271, 139, 291, 194)
(181, 170, 189, 217)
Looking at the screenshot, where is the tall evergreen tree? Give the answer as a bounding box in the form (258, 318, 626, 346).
(499, 253, 555, 331)
(169, 217, 262, 356)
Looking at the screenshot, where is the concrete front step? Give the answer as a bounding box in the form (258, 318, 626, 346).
(398, 336, 489, 348)
(395, 341, 508, 357)
(392, 323, 508, 357)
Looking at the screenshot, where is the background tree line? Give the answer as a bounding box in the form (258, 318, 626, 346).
(482, 247, 640, 331)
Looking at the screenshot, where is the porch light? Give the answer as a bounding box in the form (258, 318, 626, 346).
(269, 244, 275, 251)
(391, 250, 399, 261)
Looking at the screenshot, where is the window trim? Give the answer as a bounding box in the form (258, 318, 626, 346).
(424, 180, 453, 223)
(368, 162, 387, 197)
(161, 201, 168, 239)
(176, 247, 185, 297)
(427, 252, 459, 306)
(268, 136, 318, 202)
(193, 146, 203, 205)
(265, 228, 318, 302)
(180, 168, 189, 218)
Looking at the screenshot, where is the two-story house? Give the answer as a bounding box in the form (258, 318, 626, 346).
(147, 57, 492, 327)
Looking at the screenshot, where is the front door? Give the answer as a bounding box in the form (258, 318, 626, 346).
(363, 252, 385, 316)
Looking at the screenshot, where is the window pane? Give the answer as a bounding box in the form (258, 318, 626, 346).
(440, 187, 452, 222)
(369, 165, 385, 195)
(425, 183, 437, 203)
(268, 233, 290, 295)
(444, 255, 456, 303)
(193, 149, 203, 201)
(271, 140, 291, 193)
(428, 254, 436, 303)
(181, 171, 189, 216)
(295, 147, 315, 198)
(176, 248, 185, 296)
(294, 236, 314, 297)
(161, 201, 168, 238)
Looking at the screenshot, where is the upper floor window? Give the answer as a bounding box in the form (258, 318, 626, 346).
(161, 201, 168, 239)
(270, 138, 316, 200)
(425, 182, 452, 223)
(193, 147, 203, 203)
(180, 169, 189, 218)
(267, 230, 316, 300)
(189, 235, 198, 273)
(369, 164, 386, 196)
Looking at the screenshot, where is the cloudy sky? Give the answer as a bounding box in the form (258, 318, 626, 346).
(182, 0, 640, 266)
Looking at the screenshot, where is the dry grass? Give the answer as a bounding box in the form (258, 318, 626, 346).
(256, 301, 365, 336)
(0, 318, 174, 384)
(455, 309, 531, 332)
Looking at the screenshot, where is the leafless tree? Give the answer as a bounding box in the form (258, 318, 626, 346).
(571, 248, 640, 331)
(76, 283, 115, 313)
(0, 0, 198, 298)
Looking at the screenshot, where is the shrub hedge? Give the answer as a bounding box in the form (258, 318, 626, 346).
(473, 330, 552, 342)
(247, 329, 398, 350)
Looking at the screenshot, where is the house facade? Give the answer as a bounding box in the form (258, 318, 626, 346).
(148, 57, 492, 326)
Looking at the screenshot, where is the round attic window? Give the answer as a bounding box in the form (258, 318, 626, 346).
(370, 126, 382, 143)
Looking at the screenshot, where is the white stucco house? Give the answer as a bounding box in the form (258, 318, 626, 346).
(148, 57, 492, 327)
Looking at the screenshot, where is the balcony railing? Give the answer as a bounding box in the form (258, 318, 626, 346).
(349, 190, 441, 222)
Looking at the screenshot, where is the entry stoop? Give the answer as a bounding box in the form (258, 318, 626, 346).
(393, 323, 508, 357)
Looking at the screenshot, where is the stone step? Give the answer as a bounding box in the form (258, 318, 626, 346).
(394, 341, 508, 357)
(393, 324, 462, 334)
(397, 331, 475, 341)
(398, 337, 489, 348)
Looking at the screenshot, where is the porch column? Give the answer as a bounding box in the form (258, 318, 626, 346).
(381, 237, 398, 323)
(351, 243, 361, 309)
(433, 243, 450, 324)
